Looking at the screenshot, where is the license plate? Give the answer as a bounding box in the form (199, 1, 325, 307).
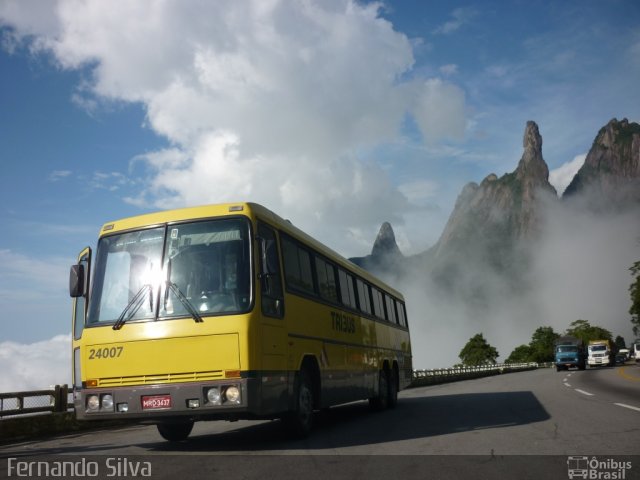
(141, 395, 172, 410)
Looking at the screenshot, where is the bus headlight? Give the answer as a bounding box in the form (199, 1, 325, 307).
(206, 387, 222, 405)
(101, 394, 114, 411)
(225, 385, 241, 404)
(87, 395, 100, 411)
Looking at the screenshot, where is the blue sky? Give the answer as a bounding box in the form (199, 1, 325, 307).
(0, 1, 639, 384)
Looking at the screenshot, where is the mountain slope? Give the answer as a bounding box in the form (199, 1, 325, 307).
(564, 118, 640, 208)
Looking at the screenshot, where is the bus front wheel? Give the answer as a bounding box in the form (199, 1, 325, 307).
(283, 369, 314, 438)
(157, 420, 194, 442)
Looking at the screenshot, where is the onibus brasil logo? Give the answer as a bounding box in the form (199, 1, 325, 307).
(567, 456, 632, 479)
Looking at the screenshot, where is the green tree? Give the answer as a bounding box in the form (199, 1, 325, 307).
(630, 261, 640, 337)
(566, 319, 612, 344)
(529, 326, 560, 363)
(459, 333, 499, 366)
(614, 335, 627, 350)
(505, 344, 532, 364)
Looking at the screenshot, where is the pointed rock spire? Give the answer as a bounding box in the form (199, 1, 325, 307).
(371, 222, 402, 258)
(516, 121, 549, 182)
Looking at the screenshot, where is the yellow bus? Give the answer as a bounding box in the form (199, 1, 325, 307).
(70, 202, 412, 441)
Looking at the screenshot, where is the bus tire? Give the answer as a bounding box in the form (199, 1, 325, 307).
(157, 420, 194, 442)
(388, 367, 398, 409)
(369, 369, 389, 411)
(283, 369, 314, 438)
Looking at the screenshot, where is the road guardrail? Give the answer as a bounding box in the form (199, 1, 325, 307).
(411, 362, 539, 386)
(0, 385, 71, 418)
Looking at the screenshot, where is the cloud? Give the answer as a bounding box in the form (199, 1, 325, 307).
(410, 78, 466, 144)
(398, 179, 439, 206)
(0, 248, 68, 293)
(432, 7, 477, 35)
(47, 170, 72, 182)
(0, 335, 71, 392)
(439, 63, 458, 76)
(0, 249, 71, 342)
(549, 154, 586, 196)
(0, 0, 468, 256)
(90, 171, 134, 191)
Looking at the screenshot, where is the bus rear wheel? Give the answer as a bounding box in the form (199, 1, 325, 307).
(283, 369, 314, 438)
(157, 420, 194, 442)
(369, 369, 389, 411)
(388, 367, 398, 409)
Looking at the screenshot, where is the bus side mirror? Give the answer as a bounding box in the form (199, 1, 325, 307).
(69, 264, 85, 298)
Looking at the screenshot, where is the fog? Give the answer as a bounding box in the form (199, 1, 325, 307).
(393, 195, 640, 369)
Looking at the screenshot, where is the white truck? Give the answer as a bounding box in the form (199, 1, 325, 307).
(587, 339, 614, 367)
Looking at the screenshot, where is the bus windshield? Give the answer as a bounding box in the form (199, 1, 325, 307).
(87, 218, 251, 325)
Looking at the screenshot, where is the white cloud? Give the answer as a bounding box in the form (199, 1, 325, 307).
(549, 153, 586, 196)
(0, 249, 68, 293)
(439, 63, 458, 76)
(0, 0, 469, 257)
(410, 78, 466, 144)
(432, 7, 477, 35)
(90, 171, 134, 191)
(0, 335, 71, 392)
(47, 170, 72, 182)
(0, 250, 71, 342)
(398, 179, 439, 205)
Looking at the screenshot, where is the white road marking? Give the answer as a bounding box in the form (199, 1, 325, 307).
(614, 403, 640, 413)
(575, 389, 593, 396)
(564, 383, 572, 387)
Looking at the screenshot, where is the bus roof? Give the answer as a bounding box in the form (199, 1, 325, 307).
(98, 202, 404, 300)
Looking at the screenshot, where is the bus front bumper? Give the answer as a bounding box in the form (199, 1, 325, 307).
(74, 377, 257, 421)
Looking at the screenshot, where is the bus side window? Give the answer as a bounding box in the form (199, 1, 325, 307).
(397, 301, 407, 327)
(258, 222, 284, 318)
(356, 278, 372, 315)
(371, 287, 384, 320)
(384, 294, 397, 324)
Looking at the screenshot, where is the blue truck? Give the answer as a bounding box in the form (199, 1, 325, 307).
(555, 336, 586, 371)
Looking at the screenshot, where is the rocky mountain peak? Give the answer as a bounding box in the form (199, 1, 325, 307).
(371, 222, 402, 258)
(563, 117, 640, 205)
(348, 221, 404, 277)
(516, 121, 549, 182)
(429, 120, 557, 279)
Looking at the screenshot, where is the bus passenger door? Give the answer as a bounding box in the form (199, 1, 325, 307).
(257, 223, 287, 412)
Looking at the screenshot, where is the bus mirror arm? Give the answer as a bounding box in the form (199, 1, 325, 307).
(69, 264, 85, 298)
(256, 235, 274, 295)
(258, 272, 276, 296)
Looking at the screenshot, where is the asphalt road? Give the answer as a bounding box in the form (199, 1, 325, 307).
(2, 364, 639, 479)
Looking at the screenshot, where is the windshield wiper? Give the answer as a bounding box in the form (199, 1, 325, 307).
(163, 259, 203, 323)
(113, 284, 153, 330)
(165, 282, 204, 323)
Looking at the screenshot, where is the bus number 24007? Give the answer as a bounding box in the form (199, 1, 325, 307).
(88, 346, 124, 359)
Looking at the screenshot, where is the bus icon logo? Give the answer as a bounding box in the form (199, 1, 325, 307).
(567, 456, 589, 479)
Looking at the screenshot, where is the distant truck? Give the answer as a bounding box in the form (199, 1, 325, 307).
(633, 343, 640, 363)
(587, 339, 615, 367)
(555, 336, 586, 371)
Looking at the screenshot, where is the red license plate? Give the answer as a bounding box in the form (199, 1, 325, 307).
(141, 395, 172, 410)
